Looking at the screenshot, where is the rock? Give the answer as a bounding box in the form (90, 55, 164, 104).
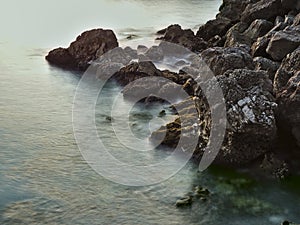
(124, 46, 138, 59)
(217, 0, 258, 22)
(243, 19, 274, 40)
(208, 35, 224, 47)
(275, 48, 300, 147)
(241, 0, 284, 24)
(251, 31, 275, 57)
(294, 13, 300, 26)
(112, 61, 162, 86)
(224, 22, 252, 47)
(152, 69, 277, 166)
(144, 46, 164, 61)
(200, 46, 255, 76)
(274, 47, 300, 93)
(45, 47, 77, 70)
(196, 17, 234, 41)
(137, 45, 148, 54)
(158, 110, 166, 117)
(157, 24, 207, 52)
(281, 0, 300, 11)
(225, 19, 273, 47)
(175, 196, 193, 207)
(275, 16, 285, 25)
(212, 69, 277, 165)
(284, 14, 295, 25)
(260, 153, 289, 179)
(194, 186, 210, 198)
(266, 25, 300, 61)
(253, 57, 280, 80)
(46, 29, 118, 71)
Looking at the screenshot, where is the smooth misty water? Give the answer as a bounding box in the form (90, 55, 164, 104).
(1, 1, 300, 225)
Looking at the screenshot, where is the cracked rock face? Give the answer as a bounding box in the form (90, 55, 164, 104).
(200, 46, 255, 76)
(152, 69, 277, 166)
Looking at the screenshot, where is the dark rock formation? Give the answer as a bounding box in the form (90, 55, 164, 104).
(46, 29, 118, 71)
(200, 46, 255, 76)
(112, 61, 163, 86)
(243, 19, 274, 41)
(224, 22, 251, 47)
(241, 0, 284, 24)
(225, 19, 273, 47)
(196, 17, 234, 41)
(217, 0, 259, 22)
(157, 24, 207, 52)
(277, 71, 300, 148)
(152, 69, 277, 166)
(274, 47, 300, 147)
(274, 47, 300, 93)
(266, 25, 300, 61)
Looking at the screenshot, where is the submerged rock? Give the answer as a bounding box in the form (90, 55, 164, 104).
(175, 195, 193, 207)
(46, 29, 118, 71)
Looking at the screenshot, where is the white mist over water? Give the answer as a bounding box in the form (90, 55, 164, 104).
(0, 0, 221, 47)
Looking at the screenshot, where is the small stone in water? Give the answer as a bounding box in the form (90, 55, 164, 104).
(175, 196, 193, 207)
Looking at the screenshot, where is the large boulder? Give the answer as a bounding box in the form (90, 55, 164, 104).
(112, 61, 163, 86)
(200, 46, 255, 76)
(157, 24, 207, 52)
(217, 0, 260, 22)
(274, 47, 300, 148)
(243, 19, 274, 41)
(196, 17, 234, 41)
(277, 71, 300, 148)
(241, 0, 284, 24)
(152, 69, 277, 166)
(46, 29, 118, 71)
(274, 47, 300, 93)
(225, 19, 273, 47)
(224, 22, 251, 47)
(266, 25, 300, 61)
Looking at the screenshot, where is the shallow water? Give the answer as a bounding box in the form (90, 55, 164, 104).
(1, 0, 300, 224)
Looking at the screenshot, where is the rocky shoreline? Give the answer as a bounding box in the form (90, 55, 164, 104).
(46, 0, 300, 180)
